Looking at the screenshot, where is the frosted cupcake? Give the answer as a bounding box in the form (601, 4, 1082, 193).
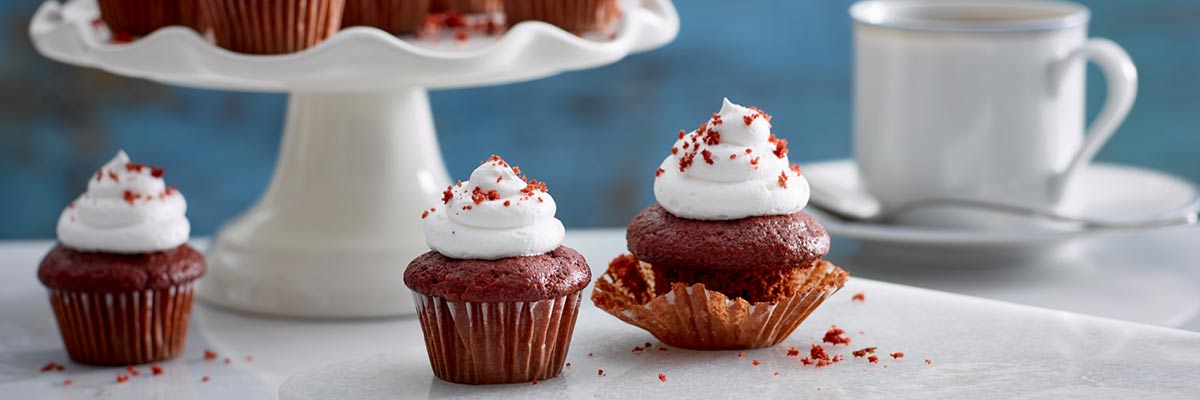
(404, 155, 590, 384)
(592, 99, 848, 350)
(38, 151, 203, 365)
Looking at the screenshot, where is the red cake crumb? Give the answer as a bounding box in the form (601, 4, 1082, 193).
(750, 157, 760, 168)
(890, 352, 904, 359)
(126, 365, 140, 376)
(503, 200, 511, 207)
(778, 171, 788, 188)
(671, 147, 678, 155)
(454, 30, 469, 42)
(678, 152, 696, 172)
(471, 187, 501, 204)
(852, 347, 877, 358)
(868, 355, 879, 364)
(598, 369, 605, 377)
(164, 186, 177, 196)
(745, 148, 753, 154)
(701, 150, 714, 165)
(789, 164, 802, 175)
(645, 342, 652, 348)
(421, 211, 430, 219)
(63, 379, 72, 386)
(925, 359, 932, 365)
(633, 346, 644, 353)
(659, 347, 668, 352)
(123, 190, 138, 205)
(151, 365, 163, 375)
(40, 362, 65, 372)
(711, 113, 723, 125)
(151, 167, 164, 178)
(769, 134, 788, 158)
(800, 358, 813, 366)
(682, 142, 690, 149)
(462, 205, 473, 210)
(809, 345, 830, 361)
(223, 357, 232, 365)
(116, 374, 130, 383)
(588, 353, 594, 357)
(658, 373, 667, 382)
(752, 359, 760, 366)
(702, 129, 720, 145)
(442, 187, 454, 204)
(773, 372, 780, 376)
(655, 168, 665, 177)
(520, 180, 547, 196)
(566, 363, 571, 368)
(108, 171, 119, 182)
(678, 129, 686, 139)
(749, 106, 772, 122)
(531, 379, 538, 385)
(787, 347, 800, 357)
(823, 326, 852, 345)
(737, 352, 745, 358)
(729, 154, 737, 160)
(204, 349, 217, 360)
(743, 114, 755, 125)
(202, 376, 210, 383)
(512, 166, 521, 175)
(852, 292, 865, 302)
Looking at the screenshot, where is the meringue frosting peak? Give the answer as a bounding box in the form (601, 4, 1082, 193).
(57, 150, 190, 253)
(422, 155, 565, 260)
(653, 98, 810, 220)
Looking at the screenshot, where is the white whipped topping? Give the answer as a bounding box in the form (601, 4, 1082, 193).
(423, 156, 565, 260)
(653, 98, 810, 220)
(57, 151, 190, 253)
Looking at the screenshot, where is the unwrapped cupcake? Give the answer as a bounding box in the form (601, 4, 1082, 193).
(404, 155, 590, 384)
(592, 98, 848, 350)
(38, 151, 204, 365)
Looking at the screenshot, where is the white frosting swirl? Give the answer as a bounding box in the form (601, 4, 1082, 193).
(423, 156, 565, 260)
(57, 151, 190, 253)
(653, 98, 810, 220)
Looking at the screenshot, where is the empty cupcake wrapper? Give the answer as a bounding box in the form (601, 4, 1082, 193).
(413, 292, 582, 384)
(592, 257, 848, 350)
(47, 283, 196, 365)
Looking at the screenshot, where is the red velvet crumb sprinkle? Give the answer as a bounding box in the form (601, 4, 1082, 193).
(108, 171, 119, 182)
(678, 129, 686, 139)
(778, 170, 788, 188)
(151, 167, 164, 178)
(738, 352, 745, 358)
(773, 372, 780, 376)
(701, 150, 714, 165)
(752, 359, 760, 366)
(810, 344, 829, 361)
(454, 30, 469, 42)
(126, 365, 140, 376)
(123, 190, 138, 205)
(116, 374, 129, 383)
(890, 352, 904, 359)
(852, 347, 877, 358)
(925, 359, 932, 365)
(658, 373, 667, 382)
(421, 211, 430, 219)
(711, 112, 723, 125)
(868, 355, 879, 364)
(632, 346, 644, 353)
(678, 152, 696, 172)
(204, 349, 217, 360)
(202, 376, 210, 383)
(462, 205, 473, 210)
(503, 200, 511, 207)
(223, 357, 231, 365)
(40, 362, 65, 372)
(823, 326, 852, 346)
(125, 162, 145, 173)
(442, 186, 454, 204)
(62, 379, 72, 386)
(749, 106, 772, 122)
(598, 369, 605, 376)
(655, 168, 665, 177)
(151, 365, 163, 375)
(852, 292, 865, 302)
(671, 147, 678, 155)
(702, 128, 720, 145)
(729, 154, 737, 160)
(769, 134, 788, 158)
(787, 347, 800, 357)
(790, 164, 802, 175)
(745, 148, 753, 154)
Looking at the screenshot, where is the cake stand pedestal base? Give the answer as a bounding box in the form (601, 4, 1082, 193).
(199, 89, 449, 318)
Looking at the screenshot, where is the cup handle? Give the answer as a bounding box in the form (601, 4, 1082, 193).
(1054, 38, 1138, 196)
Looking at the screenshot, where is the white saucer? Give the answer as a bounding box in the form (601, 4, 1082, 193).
(800, 159, 1200, 250)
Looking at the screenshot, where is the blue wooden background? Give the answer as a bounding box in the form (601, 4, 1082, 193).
(2, 0, 1198, 238)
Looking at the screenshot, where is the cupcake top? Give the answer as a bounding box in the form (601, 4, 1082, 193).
(422, 155, 565, 260)
(653, 98, 809, 220)
(57, 151, 190, 254)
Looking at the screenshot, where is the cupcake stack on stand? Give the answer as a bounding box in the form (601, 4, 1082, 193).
(30, 0, 678, 319)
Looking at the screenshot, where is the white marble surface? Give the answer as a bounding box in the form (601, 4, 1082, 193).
(2, 228, 1200, 399)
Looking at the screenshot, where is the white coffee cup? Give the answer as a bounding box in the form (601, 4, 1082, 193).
(850, 0, 1137, 229)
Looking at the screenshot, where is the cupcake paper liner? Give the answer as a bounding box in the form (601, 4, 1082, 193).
(200, 0, 346, 54)
(96, 0, 182, 37)
(432, 0, 502, 14)
(343, 0, 431, 35)
(592, 256, 848, 350)
(48, 283, 196, 365)
(502, 0, 619, 33)
(414, 292, 582, 384)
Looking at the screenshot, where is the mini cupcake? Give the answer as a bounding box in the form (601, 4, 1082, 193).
(39, 151, 203, 365)
(432, 0, 502, 13)
(343, 0, 431, 35)
(96, 0, 183, 37)
(405, 155, 590, 384)
(503, 0, 619, 33)
(591, 99, 848, 350)
(199, 0, 346, 54)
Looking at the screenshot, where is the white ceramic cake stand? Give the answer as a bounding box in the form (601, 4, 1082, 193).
(30, 0, 678, 318)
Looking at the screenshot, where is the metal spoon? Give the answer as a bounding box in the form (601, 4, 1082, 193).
(807, 180, 1200, 230)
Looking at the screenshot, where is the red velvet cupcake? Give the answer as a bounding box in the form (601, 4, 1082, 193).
(343, 0, 431, 35)
(503, 0, 619, 33)
(38, 151, 203, 365)
(404, 155, 589, 384)
(591, 99, 848, 350)
(432, 0, 501, 13)
(199, 0, 346, 54)
(96, 0, 208, 37)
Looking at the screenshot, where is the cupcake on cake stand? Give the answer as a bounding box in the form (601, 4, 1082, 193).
(30, 0, 678, 318)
